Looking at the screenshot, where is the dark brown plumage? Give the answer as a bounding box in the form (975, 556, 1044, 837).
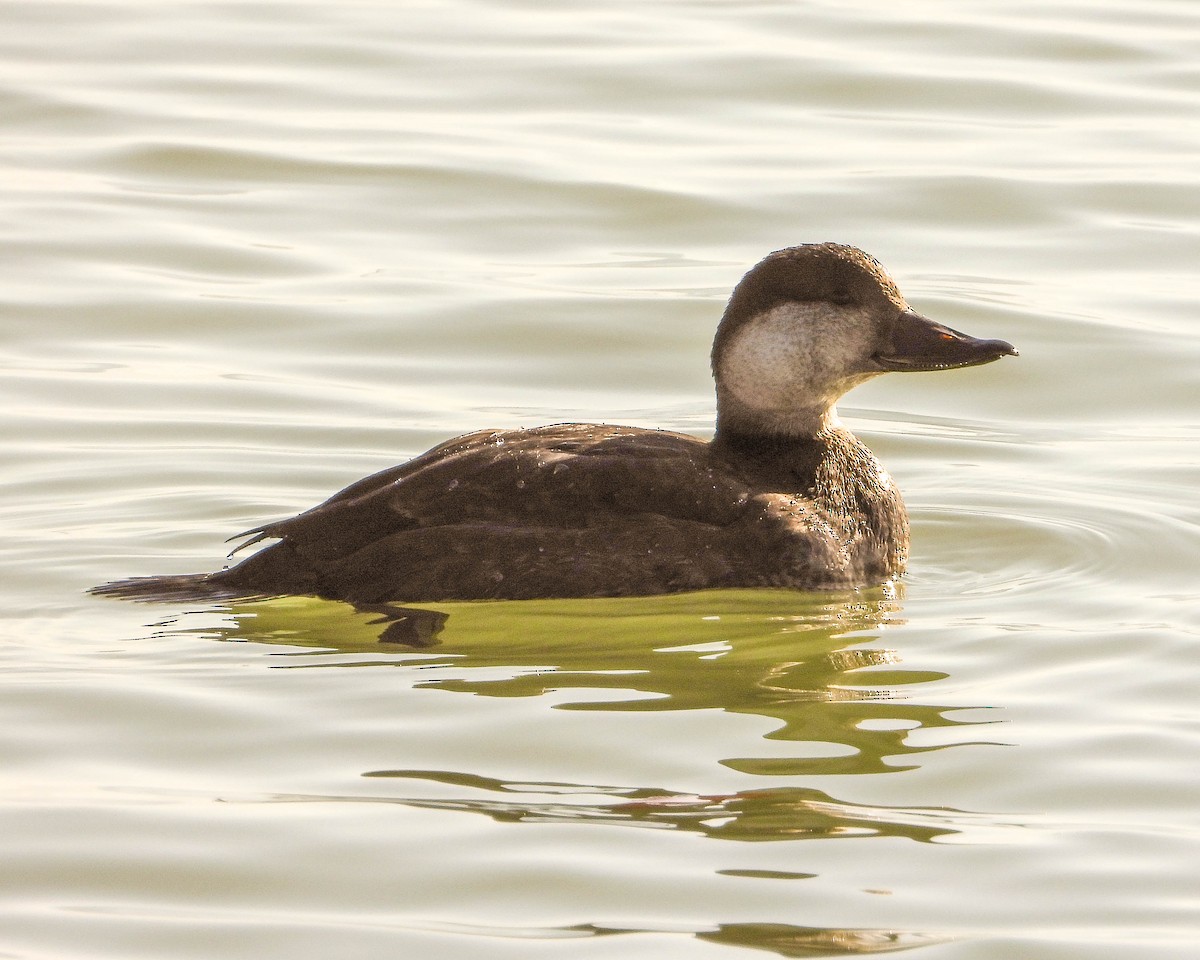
(92, 243, 1015, 611)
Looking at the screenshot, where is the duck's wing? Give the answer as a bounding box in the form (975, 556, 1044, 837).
(219, 423, 833, 601)
(227, 427, 505, 554)
(232, 424, 749, 559)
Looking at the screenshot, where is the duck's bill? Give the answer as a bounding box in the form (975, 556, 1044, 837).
(874, 309, 1018, 372)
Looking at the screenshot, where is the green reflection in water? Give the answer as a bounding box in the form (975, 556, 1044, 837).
(692, 922, 949, 956)
(189, 588, 1012, 947)
(203, 586, 1001, 778)
(354, 768, 993, 844)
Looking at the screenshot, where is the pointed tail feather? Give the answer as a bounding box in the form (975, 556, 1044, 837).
(88, 573, 262, 603)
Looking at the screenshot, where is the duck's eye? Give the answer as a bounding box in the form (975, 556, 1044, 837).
(830, 290, 853, 305)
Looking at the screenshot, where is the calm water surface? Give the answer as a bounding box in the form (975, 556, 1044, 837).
(3, 1, 1199, 958)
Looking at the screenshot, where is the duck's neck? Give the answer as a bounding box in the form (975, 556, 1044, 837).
(711, 416, 840, 490)
(714, 388, 839, 442)
(713, 396, 842, 458)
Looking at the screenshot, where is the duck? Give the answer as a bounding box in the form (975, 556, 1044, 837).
(93, 243, 1015, 610)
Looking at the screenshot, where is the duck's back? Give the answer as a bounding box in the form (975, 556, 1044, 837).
(206, 422, 886, 603)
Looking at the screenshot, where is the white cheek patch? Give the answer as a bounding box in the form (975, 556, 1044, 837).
(721, 312, 810, 410)
(720, 304, 871, 412)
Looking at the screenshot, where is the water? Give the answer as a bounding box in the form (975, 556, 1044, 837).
(3, 1, 1199, 957)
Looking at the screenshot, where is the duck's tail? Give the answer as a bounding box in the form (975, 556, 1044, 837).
(88, 572, 259, 603)
(91, 569, 447, 647)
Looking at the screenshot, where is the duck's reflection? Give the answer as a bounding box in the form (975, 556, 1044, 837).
(176, 588, 1003, 957)
(198, 585, 998, 779)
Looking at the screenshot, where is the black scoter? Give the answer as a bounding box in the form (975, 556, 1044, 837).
(93, 243, 1016, 609)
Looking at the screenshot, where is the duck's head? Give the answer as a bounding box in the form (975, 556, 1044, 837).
(712, 243, 1016, 437)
